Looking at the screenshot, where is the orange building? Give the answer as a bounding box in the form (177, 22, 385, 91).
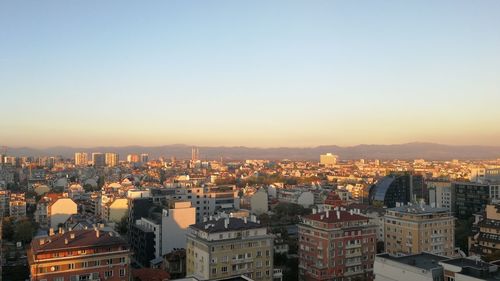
(28, 229, 131, 281)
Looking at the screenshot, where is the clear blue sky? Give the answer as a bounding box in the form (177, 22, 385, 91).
(1, 0, 499, 148)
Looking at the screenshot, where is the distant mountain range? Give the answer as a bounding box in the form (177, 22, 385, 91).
(4, 142, 500, 161)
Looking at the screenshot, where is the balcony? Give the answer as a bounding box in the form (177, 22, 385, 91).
(345, 259, 362, 267)
(346, 243, 362, 249)
(345, 250, 362, 258)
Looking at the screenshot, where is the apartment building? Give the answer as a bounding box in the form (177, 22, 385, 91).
(186, 216, 274, 281)
(74, 152, 88, 166)
(427, 180, 453, 211)
(35, 193, 78, 229)
(169, 185, 240, 222)
(9, 192, 27, 219)
(28, 229, 131, 281)
(469, 204, 500, 258)
(298, 208, 377, 281)
(384, 204, 455, 257)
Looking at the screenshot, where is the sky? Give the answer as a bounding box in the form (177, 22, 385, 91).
(1, 0, 499, 148)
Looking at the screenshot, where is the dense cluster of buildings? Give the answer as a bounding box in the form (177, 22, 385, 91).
(1, 151, 500, 280)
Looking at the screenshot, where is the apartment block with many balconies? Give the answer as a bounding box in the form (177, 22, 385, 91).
(298, 208, 377, 281)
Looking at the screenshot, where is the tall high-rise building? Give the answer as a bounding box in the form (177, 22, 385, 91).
(186, 216, 274, 281)
(92, 152, 105, 168)
(299, 208, 377, 281)
(320, 153, 338, 166)
(127, 154, 140, 163)
(74, 152, 88, 166)
(191, 147, 199, 162)
(384, 204, 455, 257)
(105, 152, 119, 167)
(140, 153, 149, 164)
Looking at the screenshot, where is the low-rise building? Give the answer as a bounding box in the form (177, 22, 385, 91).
(374, 252, 448, 281)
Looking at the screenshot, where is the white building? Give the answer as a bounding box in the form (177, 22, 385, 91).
(161, 201, 196, 255)
(374, 253, 448, 281)
(35, 194, 78, 229)
(169, 185, 240, 222)
(250, 189, 268, 215)
(428, 180, 453, 211)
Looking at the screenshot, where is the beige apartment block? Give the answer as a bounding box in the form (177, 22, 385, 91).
(384, 204, 455, 257)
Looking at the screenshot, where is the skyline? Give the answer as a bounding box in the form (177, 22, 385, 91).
(1, 0, 500, 147)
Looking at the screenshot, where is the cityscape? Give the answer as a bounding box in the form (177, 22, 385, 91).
(1, 1, 500, 281)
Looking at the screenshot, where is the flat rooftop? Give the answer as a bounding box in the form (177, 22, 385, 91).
(377, 253, 449, 270)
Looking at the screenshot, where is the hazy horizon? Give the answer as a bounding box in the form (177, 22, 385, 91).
(4, 141, 500, 150)
(1, 1, 500, 147)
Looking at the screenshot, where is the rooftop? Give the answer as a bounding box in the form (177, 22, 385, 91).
(302, 210, 368, 223)
(190, 217, 262, 233)
(30, 229, 127, 253)
(388, 204, 451, 215)
(377, 252, 448, 270)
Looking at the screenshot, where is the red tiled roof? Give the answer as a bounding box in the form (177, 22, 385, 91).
(132, 268, 170, 281)
(31, 229, 127, 253)
(303, 210, 368, 223)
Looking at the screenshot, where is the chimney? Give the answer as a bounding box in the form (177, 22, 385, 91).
(336, 210, 340, 219)
(312, 208, 317, 214)
(224, 218, 229, 229)
(64, 238, 69, 245)
(70, 233, 75, 239)
(325, 211, 329, 218)
(96, 229, 100, 238)
(244, 217, 247, 224)
(39, 239, 45, 245)
(49, 228, 54, 236)
(350, 210, 354, 215)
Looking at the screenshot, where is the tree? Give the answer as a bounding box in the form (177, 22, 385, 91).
(14, 219, 35, 243)
(2, 217, 14, 241)
(115, 215, 129, 235)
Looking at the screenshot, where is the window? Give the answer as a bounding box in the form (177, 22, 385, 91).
(119, 257, 126, 263)
(54, 277, 64, 281)
(104, 270, 113, 277)
(120, 268, 126, 277)
(212, 268, 217, 274)
(68, 263, 75, 270)
(107, 258, 113, 265)
(222, 266, 228, 273)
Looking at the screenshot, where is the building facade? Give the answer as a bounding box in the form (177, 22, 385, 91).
(369, 173, 425, 208)
(186, 217, 274, 281)
(384, 204, 455, 257)
(452, 182, 491, 219)
(469, 204, 500, 258)
(28, 229, 131, 281)
(298, 209, 377, 281)
(74, 152, 88, 166)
